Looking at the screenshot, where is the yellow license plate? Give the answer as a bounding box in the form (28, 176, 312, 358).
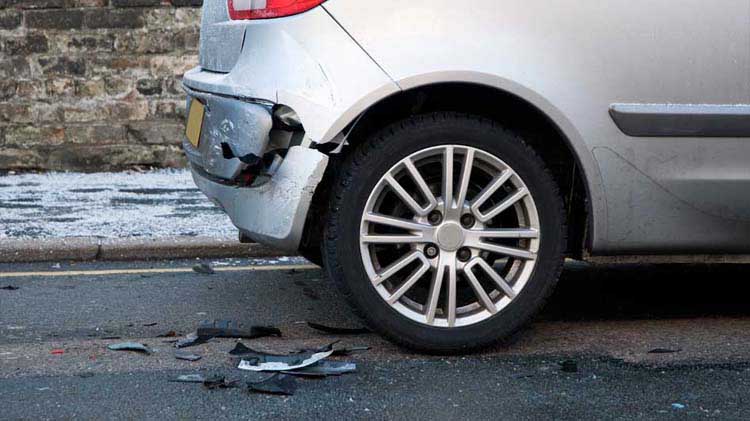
(186, 99, 205, 148)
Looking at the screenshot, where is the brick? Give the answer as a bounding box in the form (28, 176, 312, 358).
(4, 125, 65, 147)
(0, 148, 45, 171)
(65, 124, 126, 144)
(15, 79, 46, 98)
(106, 100, 149, 121)
(4, 0, 65, 8)
(111, 0, 160, 6)
(2, 34, 49, 56)
(103, 76, 134, 96)
(0, 58, 30, 78)
(136, 78, 162, 96)
(170, 0, 202, 6)
(63, 103, 108, 122)
(0, 10, 22, 30)
(46, 78, 75, 96)
(75, 78, 106, 97)
(84, 8, 145, 29)
(114, 30, 176, 54)
(37, 56, 86, 76)
(26, 10, 83, 30)
(0, 103, 32, 123)
(126, 120, 183, 145)
(0, 81, 16, 100)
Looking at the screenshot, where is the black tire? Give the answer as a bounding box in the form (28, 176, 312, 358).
(322, 112, 566, 353)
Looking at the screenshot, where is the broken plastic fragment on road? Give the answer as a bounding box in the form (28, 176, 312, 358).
(175, 332, 212, 349)
(197, 320, 281, 339)
(203, 375, 239, 390)
(248, 374, 297, 396)
(1, 285, 19, 290)
(171, 374, 206, 383)
(175, 350, 202, 361)
(107, 342, 151, 354)
(307, 322, 370, 335)
(237, 347, 335, 372)
(176, 320, 280, 348)
(282, 361, 357, 377)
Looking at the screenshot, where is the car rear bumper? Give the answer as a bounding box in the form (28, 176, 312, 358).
(190, 146, 328, 251)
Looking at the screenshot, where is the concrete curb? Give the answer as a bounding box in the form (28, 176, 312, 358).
(0, 237, 283, 263)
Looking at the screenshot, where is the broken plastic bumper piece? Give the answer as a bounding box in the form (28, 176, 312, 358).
(191, 146, 328, 252)
(182, 85, 274, 181)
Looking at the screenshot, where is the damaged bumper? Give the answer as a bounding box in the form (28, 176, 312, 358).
(191, 146, 328, 251)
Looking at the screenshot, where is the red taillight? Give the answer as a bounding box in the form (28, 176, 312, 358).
(228, 0, 325, 20)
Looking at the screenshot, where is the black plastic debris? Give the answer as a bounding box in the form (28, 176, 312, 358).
(170, 374, 206, 383)
(192, 263, 215, 275)
(143, 322, 158, 327)
(107, 342, 151, 354)
(197, 320, 281, 339)
(307, 322, 370, 335)
(175, 351, 202, 362)
(175, 332, 212, 349)
(560, 360, 578, 373)
(248, 374, 297, 396)
(0, 285, 19, 291)
(648, 348, 681, 354)
(282, 361, 357, 377)
(228, 342, 259, 356)
(203, 375, 239, 390)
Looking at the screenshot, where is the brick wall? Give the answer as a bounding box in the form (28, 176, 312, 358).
(0, 0, 203, 172)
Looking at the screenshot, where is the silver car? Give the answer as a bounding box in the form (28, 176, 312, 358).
(183, 1, 750, 352)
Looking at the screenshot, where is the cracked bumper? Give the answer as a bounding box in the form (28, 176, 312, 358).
(191, 146, 329, 252)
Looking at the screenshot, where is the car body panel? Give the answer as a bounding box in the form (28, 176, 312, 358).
(324, 0, 750, 253)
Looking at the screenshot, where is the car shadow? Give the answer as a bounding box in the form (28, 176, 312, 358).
(540, 262, 750, 321)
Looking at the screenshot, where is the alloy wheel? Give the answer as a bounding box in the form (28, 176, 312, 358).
(359, 145, 541, 328)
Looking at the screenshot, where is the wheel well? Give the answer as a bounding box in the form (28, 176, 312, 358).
(301, 82, 589, 261)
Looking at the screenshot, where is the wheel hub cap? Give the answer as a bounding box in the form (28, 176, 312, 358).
(436, 222, 464, 251)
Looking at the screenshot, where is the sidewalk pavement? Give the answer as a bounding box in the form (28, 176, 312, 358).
(0, 170, 281, 263)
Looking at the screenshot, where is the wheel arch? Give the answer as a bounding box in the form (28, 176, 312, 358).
(302, 75, 605, 261)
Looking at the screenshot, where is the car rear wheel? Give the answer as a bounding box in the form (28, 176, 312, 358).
(323, 113, 566, 353)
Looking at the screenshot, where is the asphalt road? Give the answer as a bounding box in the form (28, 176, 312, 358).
(2, 259, 750, 420)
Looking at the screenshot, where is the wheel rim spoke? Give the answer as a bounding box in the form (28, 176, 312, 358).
(466, 258, 517, 299)
(374, 251, 428, 285)
(470, 170, 513, 214)
(442, 146, 454, 211)
(449, 148, 474, 219)
(464, 239, 537, 260)
(404, 159, 438, 212)
(384, 174, 431, 216)
(475, 187, 528, 223)
(463, 265, 498, 314)
(362, 234, 424, 245)
(364, 212, 432, 232)
(465, 227, 539, 241)
(425, 258, 446, 325)
(445, 262, 457, 327)
(387, 260, 431, 304)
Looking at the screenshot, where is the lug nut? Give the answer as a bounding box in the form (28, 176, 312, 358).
(425, 244, 439, 258)
(428, 211, 443, 225)
(457, 247, 472, 262)
(460, 214, 476, 228)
